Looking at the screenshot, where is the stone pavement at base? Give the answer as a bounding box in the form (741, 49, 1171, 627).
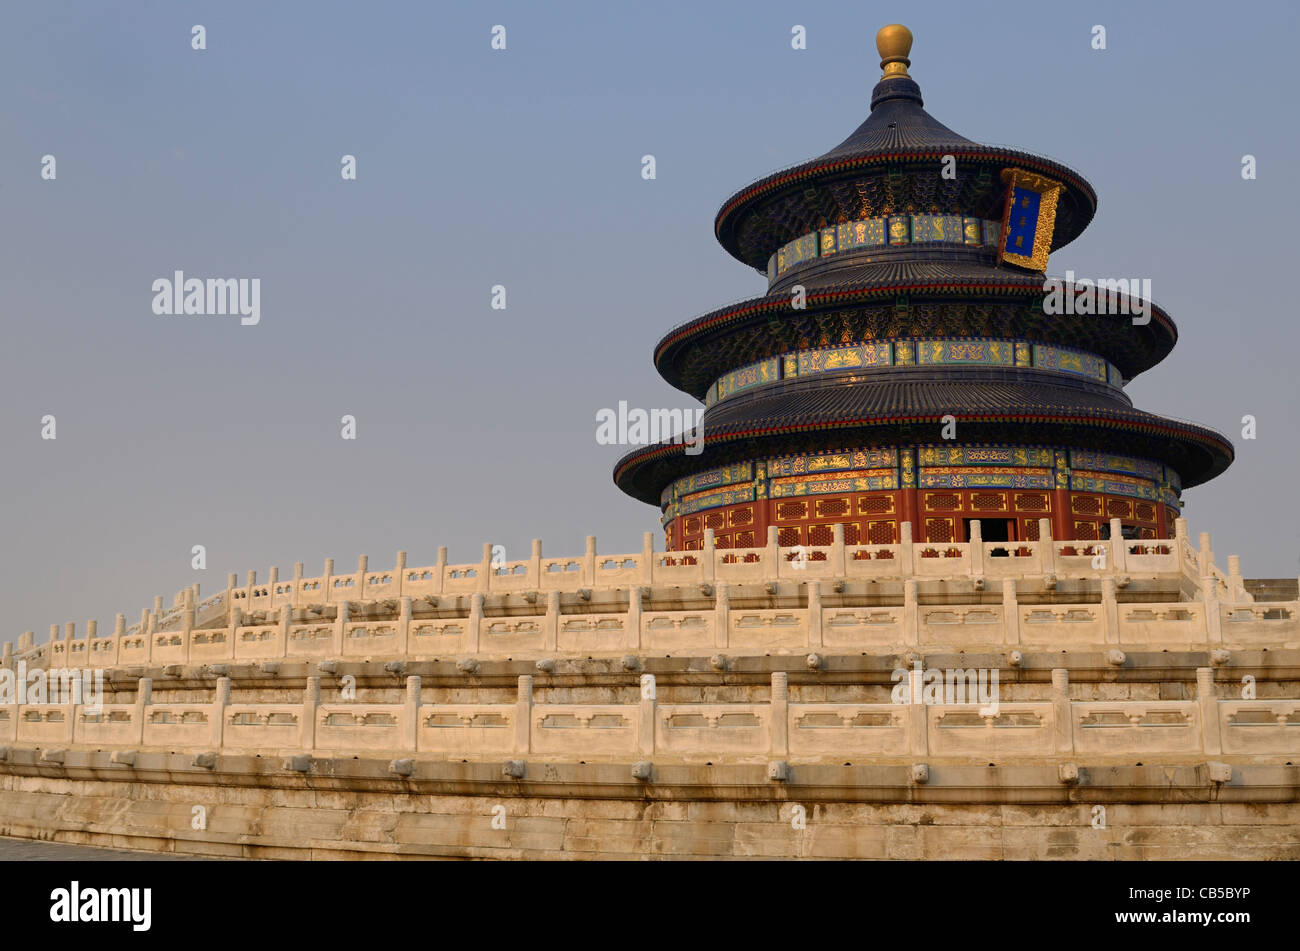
(0, 836, 226, 860)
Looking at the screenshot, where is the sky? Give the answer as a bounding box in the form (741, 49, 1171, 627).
(2, 0, 1297, 644)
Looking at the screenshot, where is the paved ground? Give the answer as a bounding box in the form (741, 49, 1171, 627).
(0, 836, 213, 860)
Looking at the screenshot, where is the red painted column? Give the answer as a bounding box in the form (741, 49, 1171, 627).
(1050, 489, 1072, 542)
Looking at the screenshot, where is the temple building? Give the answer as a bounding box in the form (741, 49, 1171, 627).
(614, 25, 1233, 552)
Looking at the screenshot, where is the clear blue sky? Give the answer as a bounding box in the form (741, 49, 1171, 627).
(2, 0, 1297, 642)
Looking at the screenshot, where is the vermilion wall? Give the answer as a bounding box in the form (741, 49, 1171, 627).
(666, 487, 1177, 550)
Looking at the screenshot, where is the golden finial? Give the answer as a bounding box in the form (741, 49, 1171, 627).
(876, 24, 913, 79)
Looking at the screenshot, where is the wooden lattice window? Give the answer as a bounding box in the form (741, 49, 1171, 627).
(859, 496, 893, 514)
(777, 501, 808, 521)
(1014, 493, 1047, 511)
(729, 506, 754, 526)
(815, 498, 850, 518)
(1071, 496, 1101, 515)
(972, 492, 1006, 511)
(926, 518, 953, 542)
(868, 521, 897, 544)
(926, 493, 960, 511)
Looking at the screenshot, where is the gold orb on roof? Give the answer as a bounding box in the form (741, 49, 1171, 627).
(876, 24, 913, 79)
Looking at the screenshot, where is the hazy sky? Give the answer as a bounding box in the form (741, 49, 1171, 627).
(2, 0, 1297, 645)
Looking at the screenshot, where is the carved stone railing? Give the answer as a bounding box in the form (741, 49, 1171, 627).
(5, 670, 1294, 763)
(12, 518, 1294, 669)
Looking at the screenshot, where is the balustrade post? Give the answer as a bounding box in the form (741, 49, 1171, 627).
(140, 610, 153, 664)
(395, 550, 406, 597)
(1101, 578, 1120, 644)
(1108, 519, 1127, 573)
(515, 675, 532, 754)
(906, 667, 928, 755)
(322, 558, 334, 603)
(968, 519, 984, 577)
(770, 672, 789, 757)
(543, 591, 560, 652)
(807, 581, 822, 648)
(397, 597, 412, 656)
(434, 547, 447, 596)
(404, 675, 421, 752)
(212, 676, 230, 748)
(301, 676, 319, 751)
(703, 529, 718, 583)
(831, 522, 846, 577)
(279, 603, 291, 658)
(135, 678, 152, 746)
(467, 593, 484, 654)
(292, 564, 302, 609)
(903, 580, 919, 646)
(181, 600, 195, 664)
(1227, 555, 1243, 603)
(356, 554, 368, 601)
(641, 532, 655, 586)
(479, 544, 493, 594)
(714, 582, 729, 649)
(530, 539, 543, 590)
(1002, 579, 1019, 646)
(1203, 580, 1223, 644)
(584, 536, 597, 589)
(626, 587, 642, 651)
(637, 674, 655, 756)
(1197, 667, 1221, 755)
(1038, 519, 1056, 577)
(900, 521, 915, 577)
(1052, 669, 1072, 753)
(225, 573, 238, 619)
(333, 600, 348, 656)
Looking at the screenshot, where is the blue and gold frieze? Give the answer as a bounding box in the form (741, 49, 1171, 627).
(919, 467, 1054, 489)
(1164, 466, 1182, 493)
(919, 446, 1055, 468)
(770, 469, 897, 498)
(767, 215, 1005, 281)
(887, 215, 910, 245)
(715, 357, 779, 402)
(1069, 450, 1162, 482)
(900, 448, 916, 488)
(798, 341, 892, 375)
(675, 461, 753, 496)
(678, 484, 756, 516)
(1034, 344, 1108, 383)
(709, 338, 1120, 408)
(917, 339, 1012, 367)
(1070, 471, 1159, 501)
(769, 448, 897, 478)
(910, 214, 964, 244)
(774, 233, 817, 275)
(836, 218, 887, 253)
